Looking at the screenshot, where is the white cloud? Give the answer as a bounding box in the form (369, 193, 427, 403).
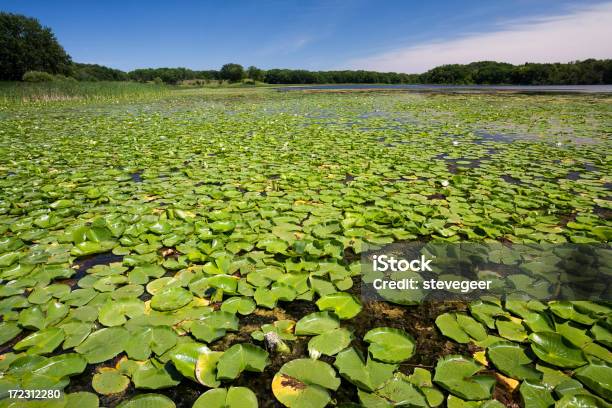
(348, 2, 612, 73)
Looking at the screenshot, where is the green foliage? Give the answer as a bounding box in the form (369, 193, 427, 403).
(0, 12, 72, 80)
(22, 71, 55, 82)
(193, 387, 258, 408)
(433, 355, 495, 401)
(220, 63, 245, 82)
(363, 327, 416, 363)
(272, 359, 340, 408)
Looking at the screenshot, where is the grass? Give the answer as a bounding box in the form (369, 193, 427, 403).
(0, 80, 170, 105)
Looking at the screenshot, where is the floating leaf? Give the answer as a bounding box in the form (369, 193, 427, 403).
(221, 296, 256, 315)
(294, 312, 340, 335)
(486, 342, 541, 381)
(272, 359, 340, 408)
(191, 311, 239, 343)
(433, 355, 495, 400)
(21, 353, 86, 389)
(308, 328, 352, 357)
(98, 299, 145, 326)
(334, 347, 396, 392)
(195, 349, 224, 388)
(0, 322, 21, 346)
(528, 332, 587, 368)
(169, 342, 210, 381)
(150, 287, 193, 311)
(116, 393, 176, 408)
(193, 387, 258, 408)
(519, 380, 554, 408)
(216, 343, 268, 380)
(124, 326, 177, 360)
(363, 327, 415, 363)
(92, 368, 130, 395)
(574, 362, 611, 400)
(315, 292, 362, 319)
(130, 359, 180, 389)
(14, 327, 64, 355)
(75, 327, 129, 363)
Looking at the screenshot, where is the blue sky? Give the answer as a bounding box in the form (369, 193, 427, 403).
(2, 0, 612, 73)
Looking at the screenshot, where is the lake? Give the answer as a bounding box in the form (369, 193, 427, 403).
(277, 84, 612, 93)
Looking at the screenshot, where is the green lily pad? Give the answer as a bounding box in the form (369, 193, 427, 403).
(191, 311, 239, 343)
(195, 349, 224, 388)
(294, 312, 340, 335)
(216, 343, 268, 380)
(433, 355, 495, 401)
(193, 387, 258, 408)
(308, 328, 352, 358)
(528, 332, 587, 368)
(150, 287, 193, 311)
(116, 393, 176, 408)
(75, 327, 129, 363)
(363, 327, 416, 363)
(221, 296, 256, 315)
(98, 299, 145, 326)
(14, 327, 65, 355)
(574, 362, 612, 400)
(272, 359, 340, 408)
(486, 342, 541, 380)
(519, 380, 554, 408)
(92, 368, 130, 395)
(334, 347, 396, 392)
(315, 292, 362, 319)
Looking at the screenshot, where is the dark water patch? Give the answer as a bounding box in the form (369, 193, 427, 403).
(567, 171, 581, 180)
(276, 84, 612, 93)
(501, 175, 523, 185)
(558, 212, 578, 227)
(130, 172, 143, 183)
(73, 252, 123, 275)
(343, 173, 356, 184)
(594, 206, 612, 220)
(427, 193, 447, 200)
(0, 328, 30, 355)
(585, 163, 600, 172)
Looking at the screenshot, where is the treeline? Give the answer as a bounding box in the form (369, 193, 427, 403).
(70, 60, 612, 85)
(2, 12, 612, 85)
(419, 60, 612, 85)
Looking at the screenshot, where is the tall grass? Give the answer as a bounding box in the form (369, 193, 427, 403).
(0, 81, 170, 105)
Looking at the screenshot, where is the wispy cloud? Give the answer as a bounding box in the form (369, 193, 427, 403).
(256, 35, 316, 56)
(347, 2, 612, 73)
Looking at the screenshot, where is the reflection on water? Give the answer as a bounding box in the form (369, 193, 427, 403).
(278, 84, 612, 93)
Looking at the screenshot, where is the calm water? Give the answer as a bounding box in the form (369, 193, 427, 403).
(277, 84, 612, 93)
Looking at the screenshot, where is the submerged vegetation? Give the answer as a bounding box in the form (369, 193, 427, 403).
(0, 88, 610, 407)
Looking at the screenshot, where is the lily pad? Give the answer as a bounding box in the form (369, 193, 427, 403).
(193, 387, 258, 408)
(216, 343, 268, 380)
(150, 287, 193, 311)
(433, 355, 495, 400)
(294, 312, 340, 335)
(528, 332, 587, 368)
(272, 359, 340, 408)
(75, 327, 129, 363)
(363, 327, 416, 363)
(116, 393, 176, 408)
(315, 292, 362, 319)
(92, 368, 130, 395)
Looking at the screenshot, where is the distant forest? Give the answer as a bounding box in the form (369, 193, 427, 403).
(2, 12, 611, 85)
(71, 60, 612, 86)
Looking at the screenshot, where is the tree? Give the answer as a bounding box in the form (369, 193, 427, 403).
(220, 63, 245, 82)
(0, 12, 72, 80)
(246, 66, 264, 82)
